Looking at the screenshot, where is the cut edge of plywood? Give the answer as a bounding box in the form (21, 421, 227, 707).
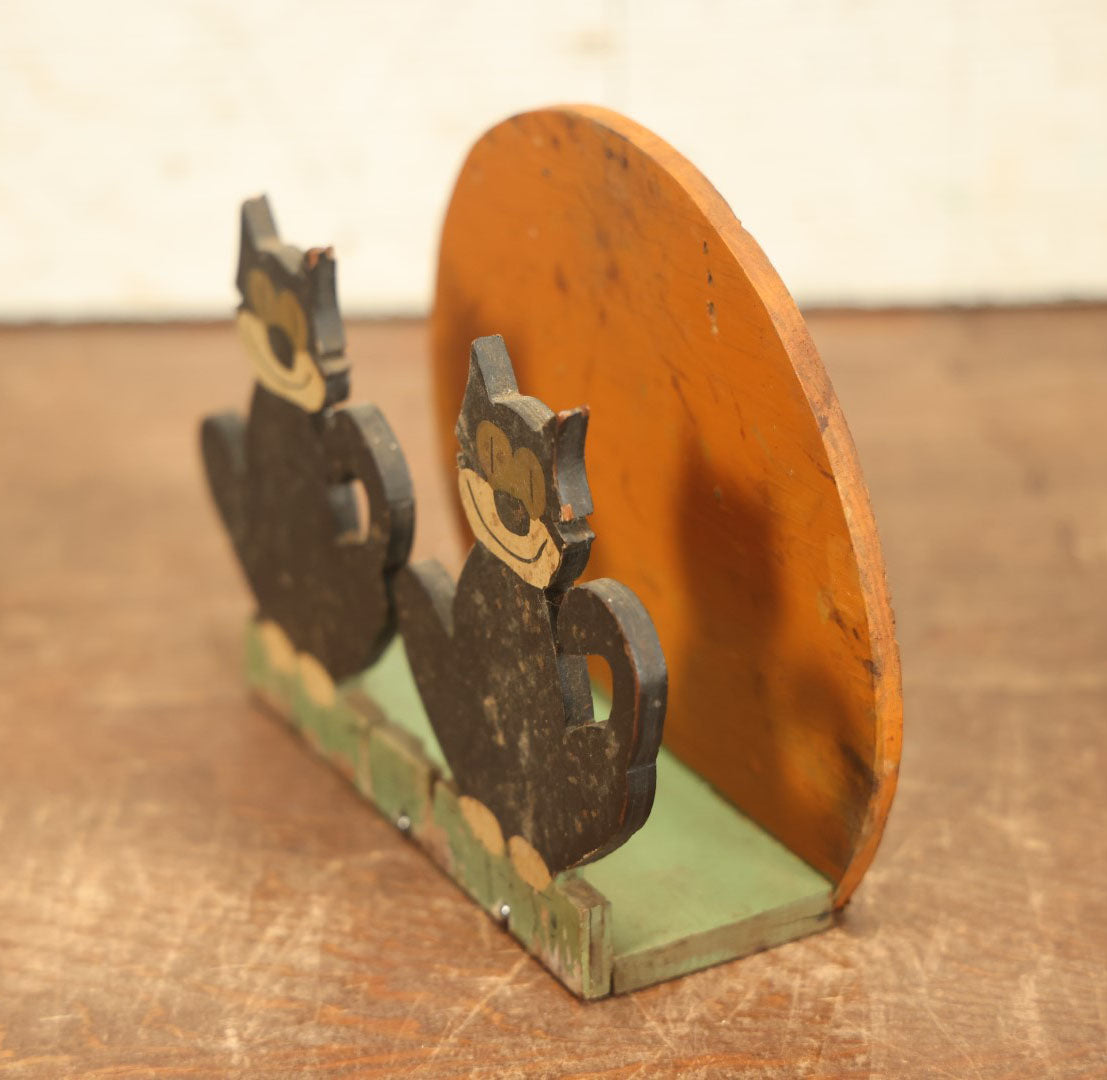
(245, 623, 834, 998)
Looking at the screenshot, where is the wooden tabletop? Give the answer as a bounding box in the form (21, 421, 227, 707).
(1, 308, 1104, 1078)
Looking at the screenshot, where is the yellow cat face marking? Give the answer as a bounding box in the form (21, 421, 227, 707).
(236, 267, 326, 412)
(458, 468, 561, 588)
(476, 421, 547, 518)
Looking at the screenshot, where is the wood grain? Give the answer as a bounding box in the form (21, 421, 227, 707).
(431, 106, 901, 904)
(0, 310, 1105, 1076)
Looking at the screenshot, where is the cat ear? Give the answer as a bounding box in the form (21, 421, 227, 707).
(547, 406, 593, 520)
(236, 195, 280, 298)
(458, 335, 519, 444)
(469, 336, 519, 402)
(304, 246, 345, 361)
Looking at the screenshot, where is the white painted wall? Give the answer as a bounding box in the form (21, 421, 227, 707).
(2, 0, 1104, 319)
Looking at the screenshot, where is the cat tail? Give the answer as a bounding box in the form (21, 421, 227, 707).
(394, 560, 456, 692)
(556, 578, 668, 859)
(200, 411, 249, 553)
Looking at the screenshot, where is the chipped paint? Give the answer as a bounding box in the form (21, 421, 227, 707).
(243, 620, 833, 1000)
(244, 620, 613, 999)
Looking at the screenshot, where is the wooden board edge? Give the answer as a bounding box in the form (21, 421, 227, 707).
(725, 224, 903, 907)
(611, 891, 834, 996)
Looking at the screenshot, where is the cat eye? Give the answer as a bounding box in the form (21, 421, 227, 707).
(475, 420, 546, 519)
(516, 447, 545, 518)
(245, 268, 308, 352)
(275, 288, 307, 351)
(477, 420, 513, 480)
(246, 268, 275, 316)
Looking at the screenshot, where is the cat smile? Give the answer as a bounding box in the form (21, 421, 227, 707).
(464, 474, 548, 564)
(236, 309, 325, 409)
(458, 468, 561, 587)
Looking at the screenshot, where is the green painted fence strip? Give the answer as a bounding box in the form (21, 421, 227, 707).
(245, 625, 834, 996)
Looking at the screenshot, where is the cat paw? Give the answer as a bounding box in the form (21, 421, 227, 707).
(297, 652, 336, 708)
(258, 619, 296, 674)
(508, 835, 553, 892)
(458, 795, 505, 856)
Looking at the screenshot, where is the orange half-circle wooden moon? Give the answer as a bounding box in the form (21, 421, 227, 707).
(431, 106, 901, 906)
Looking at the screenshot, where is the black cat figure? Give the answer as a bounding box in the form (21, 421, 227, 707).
(201, 196, 413, 701)
(396, 335, 666, 884)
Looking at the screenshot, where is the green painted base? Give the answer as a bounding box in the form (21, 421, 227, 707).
(246, 625, 833, 998)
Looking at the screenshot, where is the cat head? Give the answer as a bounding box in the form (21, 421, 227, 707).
(234, 195, 348, 412)
(455, 336, 594, 591)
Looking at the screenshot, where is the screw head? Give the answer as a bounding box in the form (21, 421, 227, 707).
(396, 814, 412, 833)
(498, 903, 511, 921)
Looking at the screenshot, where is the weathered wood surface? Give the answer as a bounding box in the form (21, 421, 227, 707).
(1, 309, 1105, 1076)
(398, 335, 666, 877)
(245, 622, 616, 1000)
(433, 106, 901, 905)
(202, 197, 414, 685)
